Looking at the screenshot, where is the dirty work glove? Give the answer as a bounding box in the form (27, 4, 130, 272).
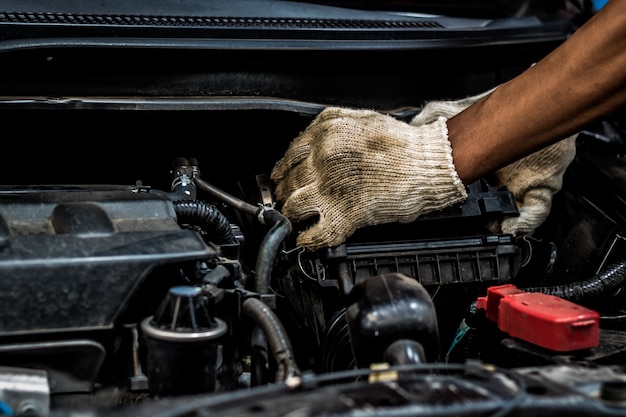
(411, 89, 577, 236)
(270, 107, 467, 251)
(491, 136, 576, 235)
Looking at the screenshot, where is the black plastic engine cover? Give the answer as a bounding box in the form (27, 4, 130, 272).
(0, 185, 217, 336)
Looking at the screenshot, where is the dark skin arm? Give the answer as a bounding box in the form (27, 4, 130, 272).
(448, 0, 626, 184)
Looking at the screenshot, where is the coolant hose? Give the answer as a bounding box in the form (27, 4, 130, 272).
(254, 208, 292, 294)
(243, 297, 300, 383)
(194, 176, 292, 294)
(173, 199, 237, 246)
(250, 325, 270, 386)
(194, 176, 259, 216)
(522, 260, 626, 302)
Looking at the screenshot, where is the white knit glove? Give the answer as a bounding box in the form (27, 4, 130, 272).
(271, 107, 467, 251)
(411, 90, 577, 236)
(492, 137, 576, 235)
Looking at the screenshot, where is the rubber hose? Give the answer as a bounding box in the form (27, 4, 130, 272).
(242, 297, 300, 383)
(250, 325, 270, 387)
(173, 199, 236, 245)
(194, 176, 292, 294)
(522, 260, 626, 302)
(254, 209, 292, 294)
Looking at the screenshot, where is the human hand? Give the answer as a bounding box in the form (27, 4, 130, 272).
(270, 107, 467, 251)
(491, 136, 576, 235)
(410, 89, 577, 236)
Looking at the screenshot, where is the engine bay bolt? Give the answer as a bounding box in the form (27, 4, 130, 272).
(16, 400, 44, 416)
(600, 381, 626, 404)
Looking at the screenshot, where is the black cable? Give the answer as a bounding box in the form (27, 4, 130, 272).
(522, 260, 626, 302)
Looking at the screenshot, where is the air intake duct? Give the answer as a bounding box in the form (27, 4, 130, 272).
(345, 273, 440, 368)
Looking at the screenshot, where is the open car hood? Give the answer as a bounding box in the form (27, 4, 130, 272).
(3, 2, 626, 417)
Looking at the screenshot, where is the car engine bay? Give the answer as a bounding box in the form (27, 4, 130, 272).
(0, 105, 624, 417)
(1, 1, 626, 416)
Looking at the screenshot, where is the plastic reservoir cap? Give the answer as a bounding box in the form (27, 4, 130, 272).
(479, 284, 600, 352)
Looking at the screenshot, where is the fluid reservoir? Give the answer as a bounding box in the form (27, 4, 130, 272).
(141, 285, 227, 396)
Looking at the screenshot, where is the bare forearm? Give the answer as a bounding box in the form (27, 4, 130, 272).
(448, 0, 626, 184)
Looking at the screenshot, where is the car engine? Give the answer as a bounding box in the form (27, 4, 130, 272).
(1, 1, 626, 416)
(0, 107, 625, 416)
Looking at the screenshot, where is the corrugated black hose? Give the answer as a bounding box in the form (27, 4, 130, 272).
(522, 260, 626, 302)
(172, 199, 237, 246)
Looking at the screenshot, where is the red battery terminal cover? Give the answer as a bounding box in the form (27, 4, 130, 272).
(476, 284, 600, 352)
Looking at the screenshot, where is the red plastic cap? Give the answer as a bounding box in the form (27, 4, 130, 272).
(484, 284, 524, 322)
(479, 284, 600, 352)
